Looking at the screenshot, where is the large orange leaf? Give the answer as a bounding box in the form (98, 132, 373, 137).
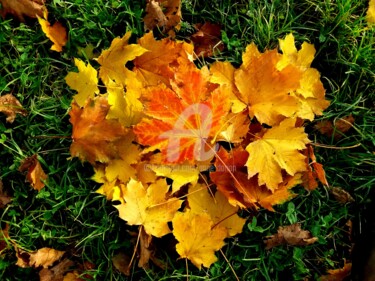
(116, 179, 182, 237)
(134, 66, 230, 163)
(69, 97, 128, 164)
(245, 118, 310, 191)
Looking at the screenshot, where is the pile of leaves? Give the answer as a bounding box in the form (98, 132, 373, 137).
(65, 31, 330, 269)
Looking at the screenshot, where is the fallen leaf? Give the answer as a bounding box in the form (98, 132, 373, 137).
(133, 32, 194, 87)
(65, 58, 99, 107)
(191, 22, 224, 58)
(0, 0, 44, 22)
(302, 145, 329, 190)
(144, 0, 181, 33)
(264, 223, 318, 249)
(69, 97, 129, 164)
(97, 31, 147, 87)
(0, 94, 27, 123)
(320, 262, 352, 281)
(115, 179, 182, 237)
(0, 180, 12, 208)
(37, 9, 67, 52)
(0, 224, 10, 254)
(188, 184, 246, 237)
(330, 187, 355, 204)
(77, 44, 98, 60)
(315, 115, 355, 140)
(172, 210, 227, 269)
(367, 0, 375, 24)
(39, 258, 74, 281)
(19, 154, 48, 191)
(134, 65, 230, 163)
(112, 252, 131, 276)
(16, 247, 65, 268)
(245, 118, 310, 191)
(138, 226, 152, 269)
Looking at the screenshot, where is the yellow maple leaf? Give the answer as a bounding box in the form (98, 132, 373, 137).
(65, 58, 99, 107)
(367, 0, 375, 24)
(188, 184, 246, 237)
(234, 44, 301, 126)
(172, 210, 227, 269)
(37, 9, 67, 52)
(245, 118, 310, 191)
(277, 34, 330, 120)
(97, 31, 147, 86)
(147, 160, 199, 193)
(106, 79, 143, 126)
(116, 179, 182, 237)
(210, 61, 247, 113)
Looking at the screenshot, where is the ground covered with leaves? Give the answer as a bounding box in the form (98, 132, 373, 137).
(0, 0, 374, 280)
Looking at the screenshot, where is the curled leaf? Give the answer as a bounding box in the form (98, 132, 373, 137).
(19, 154, 48, 191)
(0, 94, 27, 123)
(37, 9, 67, 52)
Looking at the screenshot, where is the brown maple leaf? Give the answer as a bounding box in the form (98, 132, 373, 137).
(315, 115, 355, 140)
(39, 258, 74, 281)
(16, 247, 65, 268)
(320, 262, 352, 281)
(144, 0, 181, 34)
(0, 180, 12, 208)
(0, 0, 45, 22)
(264, 223, 318, 249)
(0, 94, 27, 123)
(191, 22, 224, 58)
(19, 154, 48, 191)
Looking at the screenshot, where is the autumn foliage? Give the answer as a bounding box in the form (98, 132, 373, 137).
(66, 32, 330, 269)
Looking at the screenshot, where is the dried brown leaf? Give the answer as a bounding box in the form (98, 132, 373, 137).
(0, 180, 11, 208)
(0, 94, 27, 123)
(112, 252, 131, 276)
(19, 154, 48, 191)
(315, 115, 355, 140)
(330, 187, 354, 204)
(144, 0, 181, 33)
(264, 223, 318, 249)
(191, 22, 224, 58)
(0, 0, 44, 22)
(16, 247, 65, 268)
(39, 259, 74, 281)
(320, 262, 352, 281)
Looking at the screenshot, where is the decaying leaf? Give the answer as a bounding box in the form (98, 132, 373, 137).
(37, 9, 67, 52)
(302, 145, 329, 190)
(367, 0, 375, 24)
(191, 22, 224, 58)
(116, 179, 182, 237)
(112, 252, 131, 276)
(0, 94, 27, 123)
(0, 0, 44, 21)
(172, 210, 227, 269)
(19, 154, 48, 191)
(330, 187, 355, 204)
(315, 115, 355, 140)
(39, 258, 74, 281)
(264, 223, 318, 249)
(320, 262, 352, 281)
(0, 224, 10, 254)
(16, 247, 65, 268)
(0, 180, 12, 208)
(144, 0, 181, 33)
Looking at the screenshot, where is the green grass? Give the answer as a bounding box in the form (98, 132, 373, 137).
(0, 0, 374, 280)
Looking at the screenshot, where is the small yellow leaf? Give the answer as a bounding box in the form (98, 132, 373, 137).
(65, 58, 99, 107)
(172, 210, 227, 269)
(37, 9, 67, 52)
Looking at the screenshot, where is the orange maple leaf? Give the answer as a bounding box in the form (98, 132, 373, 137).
(19, 155, 48, 191)
(69, 97, 129, 164)
(134, 65, 230, 163)
(37, 9, 67, 52)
